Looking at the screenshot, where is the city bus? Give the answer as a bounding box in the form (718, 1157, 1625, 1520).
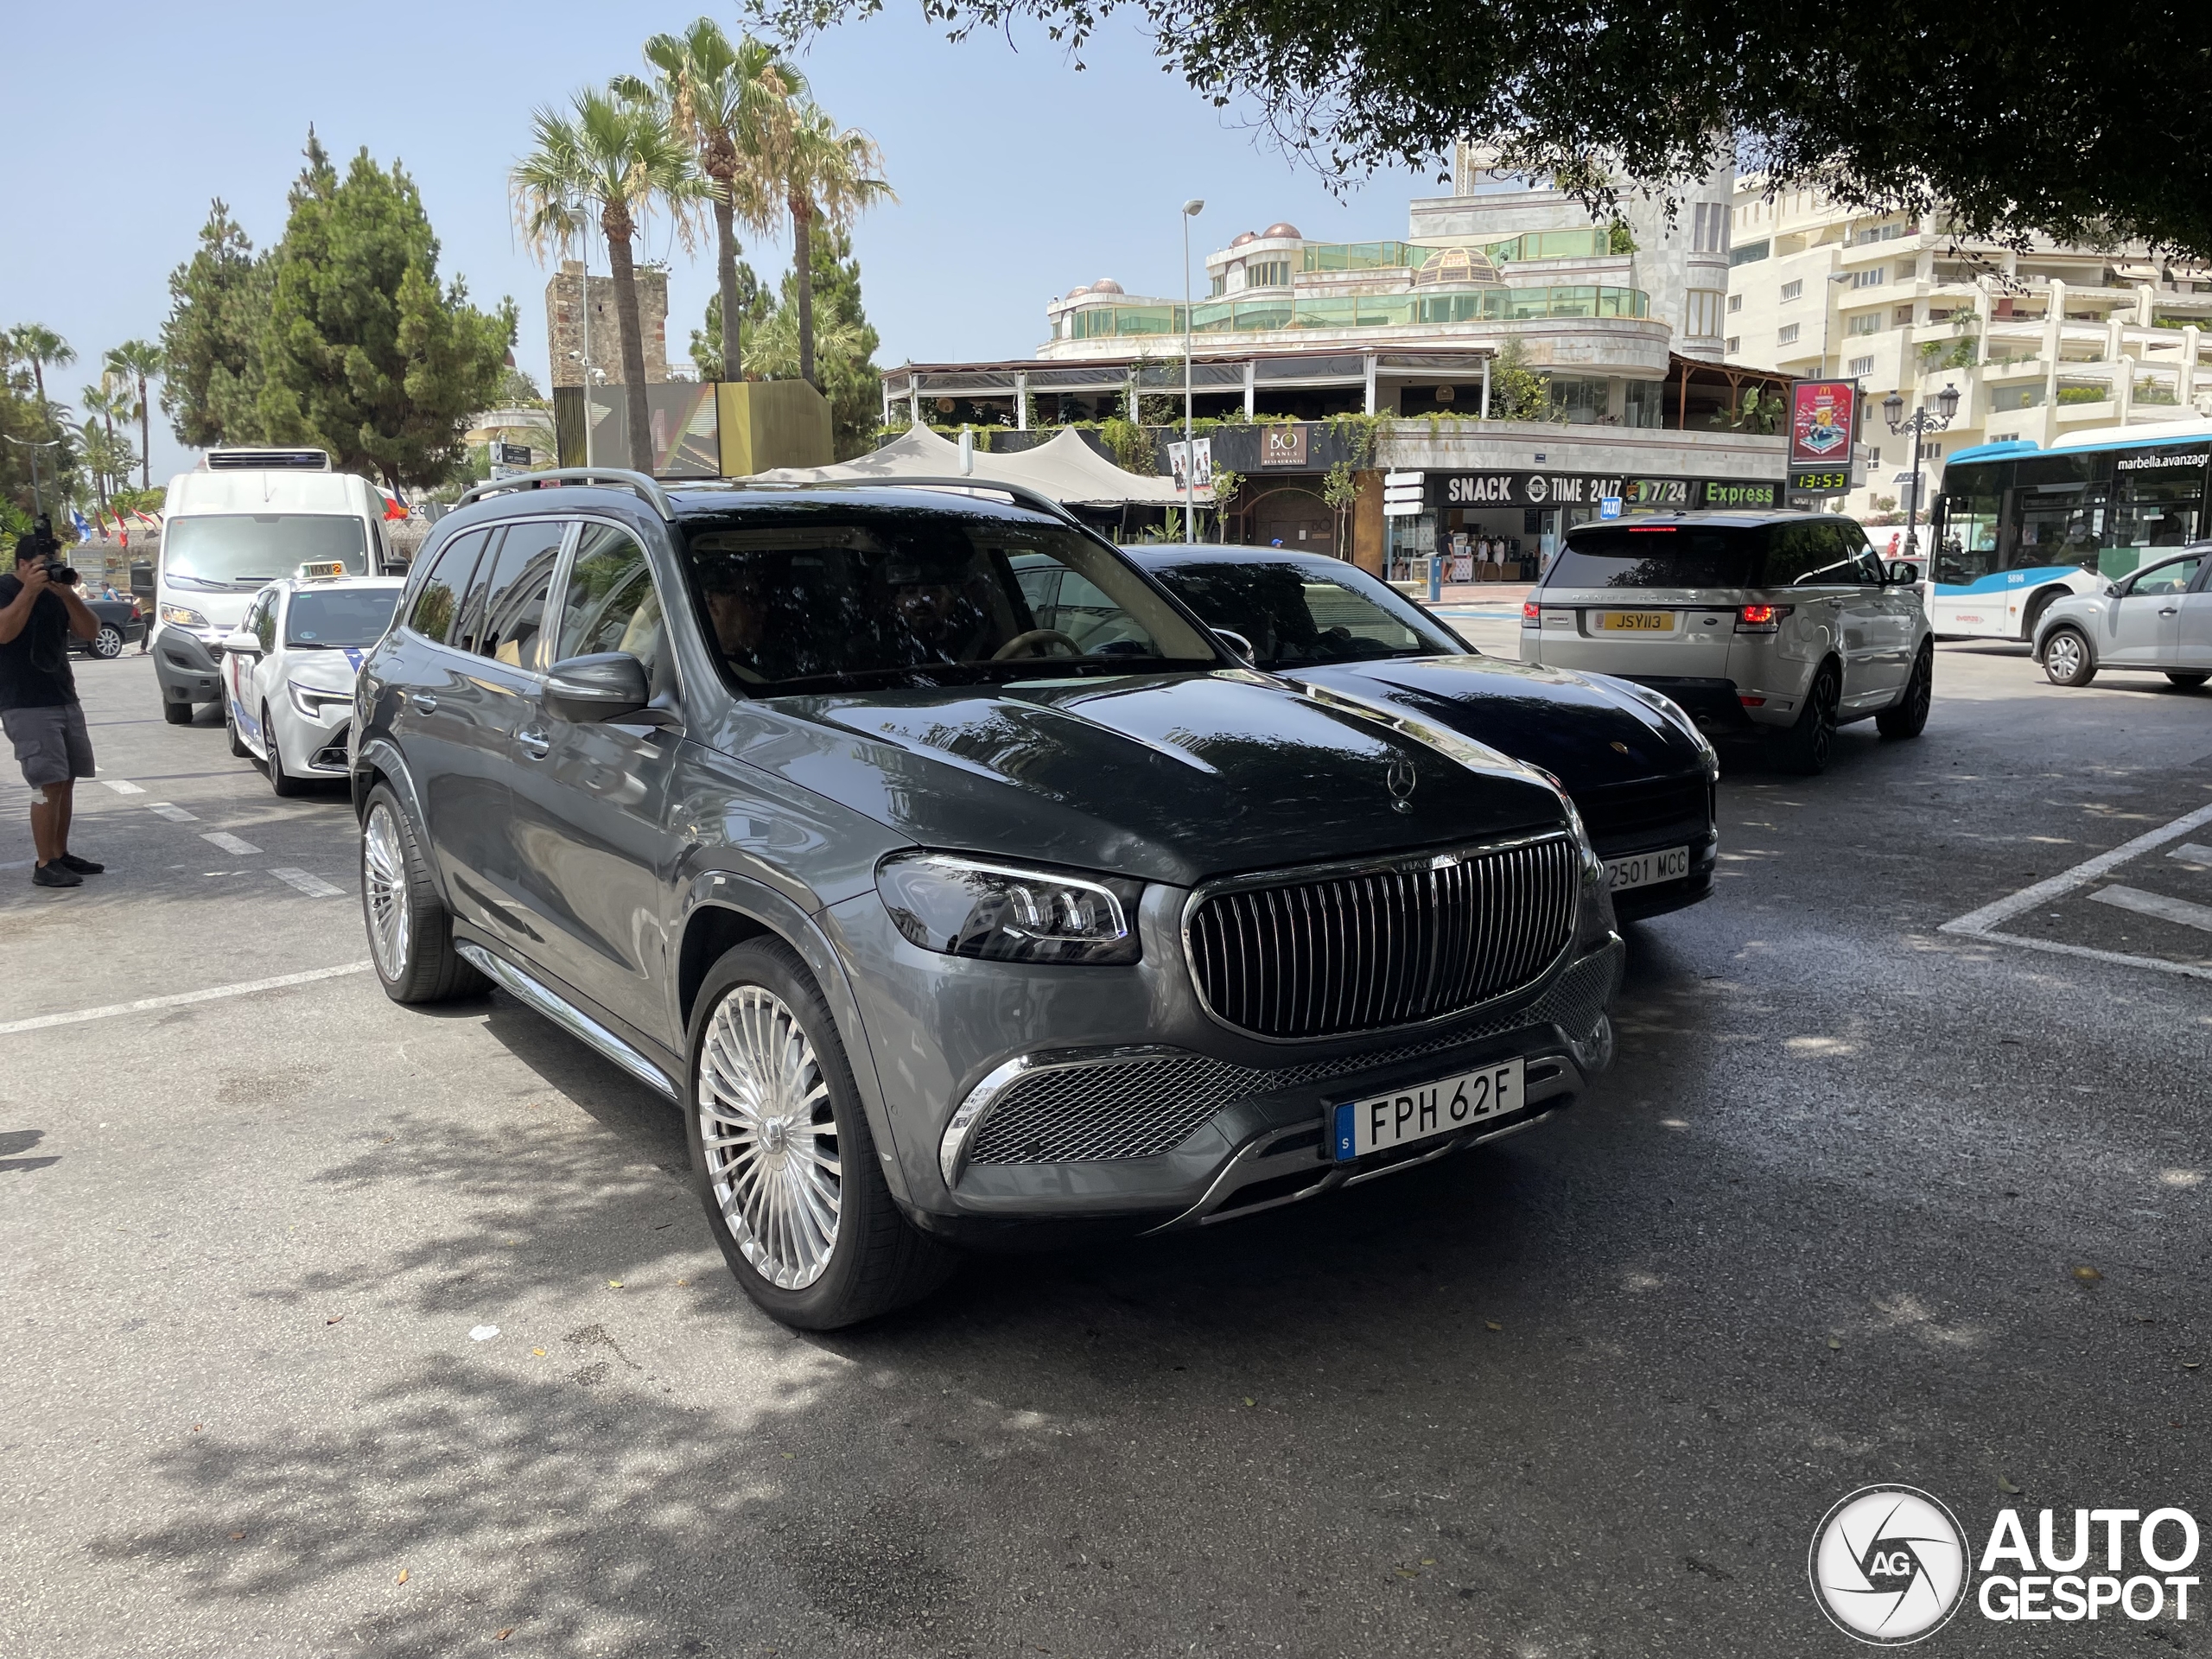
(1929, 419, 2212, 640)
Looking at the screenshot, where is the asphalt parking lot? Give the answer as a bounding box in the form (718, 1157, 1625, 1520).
(3, 636, 2208, 1657)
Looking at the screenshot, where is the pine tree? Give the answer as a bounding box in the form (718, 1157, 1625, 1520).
(160, 200, 272, 448)
(689, 259, 773, 381)
(257, 132, 515, 489)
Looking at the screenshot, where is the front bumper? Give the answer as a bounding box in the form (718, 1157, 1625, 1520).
(828, 858, 1624, 1243)
(154, 626, 225, 705)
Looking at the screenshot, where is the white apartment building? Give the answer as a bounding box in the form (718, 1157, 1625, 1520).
(1723, 180, 2212, 515)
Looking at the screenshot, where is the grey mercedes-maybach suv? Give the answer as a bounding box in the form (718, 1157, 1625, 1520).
(351, 470, 1624, 1327)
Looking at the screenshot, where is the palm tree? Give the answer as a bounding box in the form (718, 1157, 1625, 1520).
(107, 340, 163, 491)
(81, 383, 122, 508)
(512, 87, 710, 474)
(773, 106, 893, 390)
(616, 21, 797, 384)
(10, 324, 74, 414)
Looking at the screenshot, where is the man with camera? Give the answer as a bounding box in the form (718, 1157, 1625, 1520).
(1, 516, 105, 888)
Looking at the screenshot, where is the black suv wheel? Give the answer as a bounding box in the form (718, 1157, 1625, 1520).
(686, 938, 956, 1329)
(359, 784, 485, 1003)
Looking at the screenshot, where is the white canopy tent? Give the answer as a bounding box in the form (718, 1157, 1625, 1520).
(748, 425, 1194, 509)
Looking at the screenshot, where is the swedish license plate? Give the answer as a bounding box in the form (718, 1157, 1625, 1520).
(1605, 845, 1690, 892)
(1332, 1060, 1525, 1161)
(1597, 611, 1675, 632)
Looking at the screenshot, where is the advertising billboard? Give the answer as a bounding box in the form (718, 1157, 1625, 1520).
(1787, 379, 1859, 491)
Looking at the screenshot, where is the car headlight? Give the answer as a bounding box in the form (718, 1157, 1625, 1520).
(287, 682, 353, 719)
(877, 852, 1143, 965)
(160, 604, 210, 628)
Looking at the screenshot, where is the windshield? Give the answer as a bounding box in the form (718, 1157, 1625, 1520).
(1548, 526, 1760, 589)
(164, 515, 368, 589)
(681, 506, 1217, 692)
(285, 588, 399, 648)
(1145, 556, 1463, 669)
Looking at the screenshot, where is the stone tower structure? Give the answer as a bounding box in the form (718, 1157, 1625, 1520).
(545, 260, 671, 388)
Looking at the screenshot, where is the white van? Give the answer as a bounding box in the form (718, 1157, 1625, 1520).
(152, 448, 400, 724)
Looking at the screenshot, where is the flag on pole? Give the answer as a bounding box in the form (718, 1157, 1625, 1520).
(71, 509, 92, 542)
(378, 486, 407, 521)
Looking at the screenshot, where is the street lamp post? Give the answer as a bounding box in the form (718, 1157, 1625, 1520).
(1883, 383, 1962, 565)
(2, 434, 63, 518)
(1181, 199, 1204, 544)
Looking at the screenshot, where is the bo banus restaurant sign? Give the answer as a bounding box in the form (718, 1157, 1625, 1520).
(1432, 473, 1782, 511)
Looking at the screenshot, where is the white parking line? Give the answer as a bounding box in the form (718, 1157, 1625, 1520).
(201, 831, 261, 856)
(270, 867, 343, 898)
(1941, 801, 2212, 984)
(2169, 842, 2212, 870)
(1940, 801, 2212, 936)
(146, 803, 198, 823)
(98, 778, 146, 795)
(2091, 886, 2212, 935)
(0, 961, 373, 1035)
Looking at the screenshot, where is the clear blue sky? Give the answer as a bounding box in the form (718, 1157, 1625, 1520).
(11, 1, 1433, 486)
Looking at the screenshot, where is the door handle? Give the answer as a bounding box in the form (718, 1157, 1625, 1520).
(517, 727, 551, 759)
(411, 692, 438, 713)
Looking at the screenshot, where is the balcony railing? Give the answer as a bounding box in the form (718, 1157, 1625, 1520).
(1064, 285, 1651, 341)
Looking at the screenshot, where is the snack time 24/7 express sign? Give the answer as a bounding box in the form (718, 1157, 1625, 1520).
(1433, 474, 1782, 510)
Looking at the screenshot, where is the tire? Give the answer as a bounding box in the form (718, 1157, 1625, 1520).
(162, 698, 194, 725)
(91, 626, 124, 659)
(686, 938, 957, 1330)
(225, 701, 251, 758)
(2042, 626, 2095, 687)
(1876, 642, 1933, 739)
(2169, 672, 2211, 690)
(263, 704, 308, 797)
(1770, 662, 1840, 775)
(358, 784, 486, 1004)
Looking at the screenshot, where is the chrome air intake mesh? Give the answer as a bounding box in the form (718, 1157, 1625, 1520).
(965, 945, 1617, 1166)
(1185, 834, 1580, 1039)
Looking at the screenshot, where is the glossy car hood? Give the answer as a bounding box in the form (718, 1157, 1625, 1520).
(283, 649, 366, 695)
(1291, 656, 1706, 789)
(738, 670, 1570, 886)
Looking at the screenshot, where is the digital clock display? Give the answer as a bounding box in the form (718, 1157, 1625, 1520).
(1789, 468, 1851, 492)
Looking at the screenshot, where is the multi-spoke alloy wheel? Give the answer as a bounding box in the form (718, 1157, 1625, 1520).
(356, 782, 482, 1005)
(697, 985, 842, 1290)
(362, 800, 413, 982)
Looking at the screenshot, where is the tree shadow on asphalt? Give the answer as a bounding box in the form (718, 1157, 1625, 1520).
(95, 936, 1927, 1656)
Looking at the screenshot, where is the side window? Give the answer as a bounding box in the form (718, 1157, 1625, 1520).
(407, 530, 486, 645)
(256, 594, 279, 652)
(557, 524, 664, 684)
(449, 530, 507, 656)
(475, 519, 565, 671)
(2131, 556, 2201, 597)
(1760, 524, 1822, 587)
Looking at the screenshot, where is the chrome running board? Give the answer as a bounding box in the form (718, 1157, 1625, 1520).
(455, 942, 678, 1102)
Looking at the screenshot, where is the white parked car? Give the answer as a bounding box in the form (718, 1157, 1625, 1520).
(2031, 543, 2212, 690)
(1522, 512, 1934, 773)
(219, 575, 405, 794)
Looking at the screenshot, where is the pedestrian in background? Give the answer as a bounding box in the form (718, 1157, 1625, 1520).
(0, 519, 105, 888)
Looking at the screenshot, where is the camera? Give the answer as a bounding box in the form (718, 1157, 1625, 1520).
(18, 515, 73, 584)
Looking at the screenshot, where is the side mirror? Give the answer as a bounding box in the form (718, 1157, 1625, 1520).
(2104, 582, 2121, 598)
(1211, 628, 1255, 664)
(543, 652, 651, 723)
(1885, 562, 1920, 585)
(219, 633, 262, 655)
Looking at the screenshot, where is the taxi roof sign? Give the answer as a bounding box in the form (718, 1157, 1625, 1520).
(298, 561, 348, 581)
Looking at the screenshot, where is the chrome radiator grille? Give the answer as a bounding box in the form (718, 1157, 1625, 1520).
(1185, 835, 1580, 1039)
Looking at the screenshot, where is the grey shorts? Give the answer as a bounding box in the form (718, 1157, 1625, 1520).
(3, 702, 96, 790)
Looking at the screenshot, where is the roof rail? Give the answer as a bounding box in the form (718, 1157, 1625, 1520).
(453, 467, 676, 521)
(745, 474, 1092, 535)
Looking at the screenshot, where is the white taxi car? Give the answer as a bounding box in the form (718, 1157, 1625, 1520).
(219, 572, 404, 795)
